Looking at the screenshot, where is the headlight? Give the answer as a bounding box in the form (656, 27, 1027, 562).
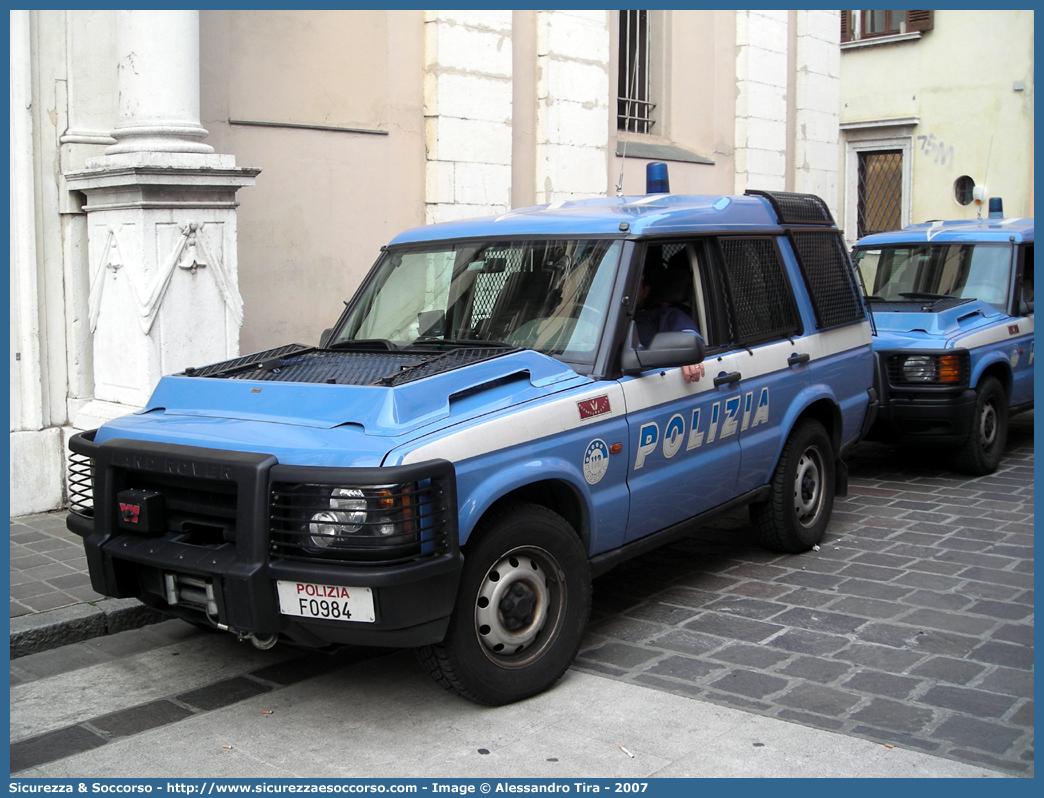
(308, 488, 366, 547)
(292, 483, 414, 553)
(896, 354, 962, 384)
(902, 355, 937, 382)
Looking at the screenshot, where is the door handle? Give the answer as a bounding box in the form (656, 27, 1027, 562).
(713, 371, 741, 387)
(788, 353, 811, 367)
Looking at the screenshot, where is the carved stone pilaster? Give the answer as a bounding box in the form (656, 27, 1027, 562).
(65, 156, 260, 415)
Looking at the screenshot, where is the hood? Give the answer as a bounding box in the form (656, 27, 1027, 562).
(140, 347, 584, 436)
(870, 298, 1000, 347)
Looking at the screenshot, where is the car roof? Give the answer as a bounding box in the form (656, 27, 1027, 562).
(856, 218, 1034, 248)
(389, 193, 791, 245)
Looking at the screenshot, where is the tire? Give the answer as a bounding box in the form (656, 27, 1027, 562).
(953, 376, 1008, 475)
(416, 503, 591, 706)
(750, 419, 835, 553)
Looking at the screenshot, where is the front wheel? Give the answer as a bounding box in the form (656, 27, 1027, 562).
(416, 503, 591, 705)
(953, 376, 1008, 475)
(750, 419, 835, 553)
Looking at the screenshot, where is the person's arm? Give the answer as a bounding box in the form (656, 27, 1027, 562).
(660, 308, 706, 384)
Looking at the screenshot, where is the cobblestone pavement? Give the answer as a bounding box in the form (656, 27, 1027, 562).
(10, 514, 105, 618)
(577, 411, 1034, 776)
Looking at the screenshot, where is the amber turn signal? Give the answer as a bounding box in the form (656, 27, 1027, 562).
(937, 355, 961, 383)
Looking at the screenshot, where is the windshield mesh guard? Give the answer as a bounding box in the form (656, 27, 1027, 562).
(181, 346, 518, 387)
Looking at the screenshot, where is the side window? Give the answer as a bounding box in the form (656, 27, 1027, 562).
(635, 241, 720, 347)
(789, 230, 865, 329)
(1019, 244, 1034, 314)
(716, 237, 802, 345)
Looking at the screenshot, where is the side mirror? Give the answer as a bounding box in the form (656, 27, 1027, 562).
(319, 328, 333, 348)
(621, 322, 705, 375)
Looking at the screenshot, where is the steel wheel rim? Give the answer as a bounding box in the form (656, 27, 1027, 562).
(793, 445, 825, 528)
(979, 401, 998, 451)
(474, 546, 564, 667)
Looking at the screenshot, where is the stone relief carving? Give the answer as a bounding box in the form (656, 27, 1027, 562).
(88, 220, 244, 335)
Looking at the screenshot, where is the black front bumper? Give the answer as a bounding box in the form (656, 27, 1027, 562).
(67, 432, 462, 649)
(866, 350, 977, 446)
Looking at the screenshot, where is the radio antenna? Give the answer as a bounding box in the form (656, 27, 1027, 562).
(615, 45, 643, 197)
(978, 134, 994, 220)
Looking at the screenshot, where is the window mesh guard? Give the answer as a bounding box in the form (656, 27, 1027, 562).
(790, 231, 865, 329)
(719, 239, 800, 343)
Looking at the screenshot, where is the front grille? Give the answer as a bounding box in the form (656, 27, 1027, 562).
(120, 471, 238, 546)
(270, 475, 453, 565)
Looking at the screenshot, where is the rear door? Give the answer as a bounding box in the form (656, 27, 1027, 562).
(712, 236, 809, 493)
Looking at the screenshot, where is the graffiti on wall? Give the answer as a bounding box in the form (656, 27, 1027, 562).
(917, 133, 955, 169)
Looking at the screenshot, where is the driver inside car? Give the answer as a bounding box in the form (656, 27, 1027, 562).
(634, 268, 706, 384)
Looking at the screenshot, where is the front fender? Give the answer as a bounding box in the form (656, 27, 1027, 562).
(969, 350, 1014, 392)
(454, 455, 593, 547)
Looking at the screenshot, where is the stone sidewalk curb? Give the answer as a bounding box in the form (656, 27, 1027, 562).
(10, 598, 167, 659)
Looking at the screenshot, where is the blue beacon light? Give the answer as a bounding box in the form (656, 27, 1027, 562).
(646, 162, 670, 194)
(988, 197, 1004, 219)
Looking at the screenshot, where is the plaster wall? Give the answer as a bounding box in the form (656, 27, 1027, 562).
(840, 10, 1034, 224)
(200, 10, 427, 353)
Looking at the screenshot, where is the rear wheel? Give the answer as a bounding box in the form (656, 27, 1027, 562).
(750, 419, 835, 553)
(416, 503, 591, 705)
(953, 376, 1008, 475)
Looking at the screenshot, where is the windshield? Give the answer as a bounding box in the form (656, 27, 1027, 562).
(332, 239, 622, 366)
(854, 243, 1012, 311)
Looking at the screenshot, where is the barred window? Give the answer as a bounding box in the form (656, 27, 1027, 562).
(617, 11, 655, 134)
(857, 150, 903, 238)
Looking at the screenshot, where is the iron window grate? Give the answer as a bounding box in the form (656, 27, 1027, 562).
(857, 150, 903, 238)
(618, 10, 655, 134)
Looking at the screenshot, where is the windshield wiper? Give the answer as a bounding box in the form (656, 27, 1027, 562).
(327, 338, 399, 351)
(898, 292, 952, 301)
(408, 337, 515, 349)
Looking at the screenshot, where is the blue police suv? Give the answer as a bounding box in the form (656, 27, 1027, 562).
(68, 175, 875, 705)
(854, 215, 1033, 475)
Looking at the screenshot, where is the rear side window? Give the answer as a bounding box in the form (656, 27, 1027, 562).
(790, 230, 865, 329)
(717, 237, 802, 344)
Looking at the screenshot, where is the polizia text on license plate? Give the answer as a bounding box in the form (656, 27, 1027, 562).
(276, 581, 375, 623)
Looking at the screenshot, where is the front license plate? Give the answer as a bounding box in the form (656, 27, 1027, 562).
(276, 581, 375, 623)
